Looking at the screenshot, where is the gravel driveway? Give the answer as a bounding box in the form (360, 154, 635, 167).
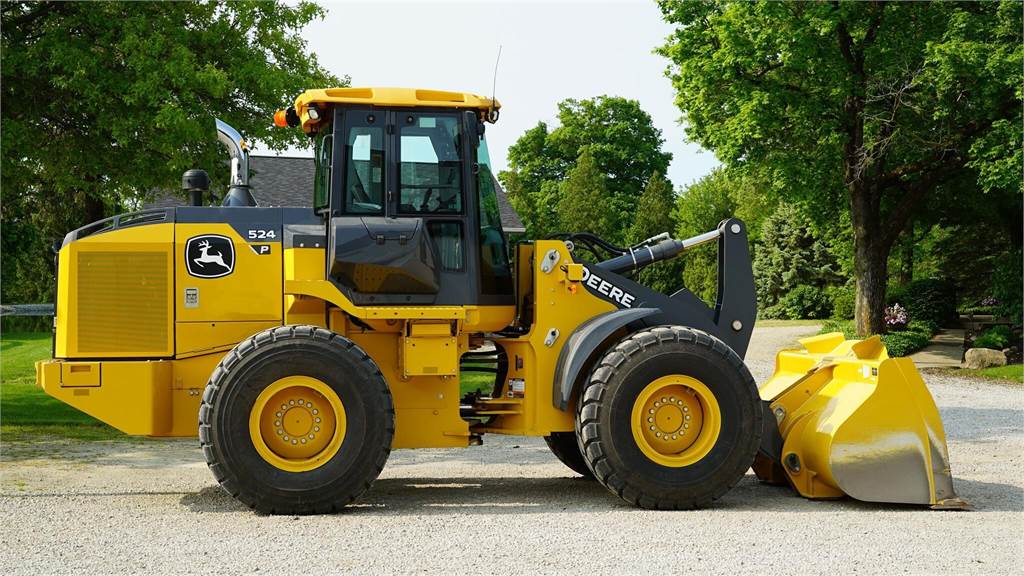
(2, 325, 1021, 575)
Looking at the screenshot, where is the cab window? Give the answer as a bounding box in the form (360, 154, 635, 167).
(476, 135, 513, 295)
(343, 114, 384, 215)
(398, 114, 462, 214)
(313, 129, 332, 211)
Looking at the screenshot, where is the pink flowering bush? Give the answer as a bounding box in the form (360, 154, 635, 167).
(885, 303, 908, 331)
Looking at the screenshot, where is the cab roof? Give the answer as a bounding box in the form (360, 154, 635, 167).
(294, 87, 499, 131)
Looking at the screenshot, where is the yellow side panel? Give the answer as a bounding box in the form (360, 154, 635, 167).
(57, 223, 174, 358)
(284, 247, 327, 326)
(39, 360, 173, 436)
(348, 331, 469, 449)
(401, 335, 458, 377)
(37, 352, 226, 437)
(486, 240, 617, 436)
(60, 362, 101, 387)
(175, 320, 281, 357)
(175, 224, 282, 323)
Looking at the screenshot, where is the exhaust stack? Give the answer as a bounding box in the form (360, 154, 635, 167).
(215, 119, 258, 207)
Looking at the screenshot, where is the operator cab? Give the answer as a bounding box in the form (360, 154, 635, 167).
(284, 88, 513, 306)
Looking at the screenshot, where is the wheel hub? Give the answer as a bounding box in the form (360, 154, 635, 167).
(631, 375, 721, 467)
(249, 376, 346, 472)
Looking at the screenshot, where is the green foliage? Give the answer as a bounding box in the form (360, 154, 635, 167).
(818, 319, 935, 357)
(828, 285, 856, 320)
(500, 96, 671, 243)
(974, 326, 1012, 351)
(778, 285, 833, 320)
(820, 319, 858, 340)
(630, 173, 684, 294)
(0, 332, 115, 433)
(675, 169, 738, 302)
(992, 250, 1023, 324)
(557, 150, 616, 240)
(657, 1, 1022, 335)
(1, 1, 339, 303)
(881, 329, 933, 358)
(753, 204, 842, 312)
(888, 278, 958, 328)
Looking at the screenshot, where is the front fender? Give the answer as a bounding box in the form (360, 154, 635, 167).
(552, 308, 659, 411)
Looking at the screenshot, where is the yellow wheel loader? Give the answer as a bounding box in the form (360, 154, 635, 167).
(35, 87, 966, 514)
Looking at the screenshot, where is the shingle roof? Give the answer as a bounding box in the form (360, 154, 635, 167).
(145, 155, 525, 232)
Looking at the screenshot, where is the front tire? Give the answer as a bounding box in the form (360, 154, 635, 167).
(200, 325, 394, 514)
(576, 325, 762, 509)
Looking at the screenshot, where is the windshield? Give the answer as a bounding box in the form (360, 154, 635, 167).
(313, 127, 333, 211)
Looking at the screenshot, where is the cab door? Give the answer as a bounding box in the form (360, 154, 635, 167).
(390, 110, 478, 304)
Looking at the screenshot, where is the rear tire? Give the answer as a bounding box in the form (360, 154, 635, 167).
(576, 325, 762, 509)
(544, 432, 594, 478)
(200, 325, 394, 514)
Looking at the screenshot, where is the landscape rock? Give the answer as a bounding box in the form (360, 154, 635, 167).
(963, 347, 1008, 370)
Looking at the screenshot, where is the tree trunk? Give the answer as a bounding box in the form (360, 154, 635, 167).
(853, 234, 888, 336)
(849, 179, 888, 336)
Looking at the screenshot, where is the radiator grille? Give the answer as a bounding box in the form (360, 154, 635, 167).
(77, 251, 169, 354)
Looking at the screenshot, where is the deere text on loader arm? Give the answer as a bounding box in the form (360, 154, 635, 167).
(36, 87, 966, 513)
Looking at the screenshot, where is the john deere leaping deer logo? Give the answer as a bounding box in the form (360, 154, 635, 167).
(185, 235, 235, 278)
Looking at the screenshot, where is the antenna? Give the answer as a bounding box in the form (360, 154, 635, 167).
(488, 45, 502, 123)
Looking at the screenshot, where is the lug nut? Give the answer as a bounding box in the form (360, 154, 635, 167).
(276, 429, 283, 435)
(314, 417, 321, 423)
(289, 400, 295, 406)
(283, 435, 290, 441)
(650, 426, 656, 431)
(314, 426, 320, 432)
(298, 399, 305, 405)
(300, 438, 307, 444)
(312, 409, 318, 415)
(648, 417, 654, 423)
(291, 439, 297, 445)
(308, 434, 314, 440)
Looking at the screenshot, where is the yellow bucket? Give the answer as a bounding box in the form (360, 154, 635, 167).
(755, 332, 968, 509)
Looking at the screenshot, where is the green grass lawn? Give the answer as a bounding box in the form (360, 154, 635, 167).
(955, 364, 1024, 384)
(1, 332, 125, 440)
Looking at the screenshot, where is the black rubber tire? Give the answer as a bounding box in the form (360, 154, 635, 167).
(199, 325, 394, 514)
(544, 432, 594, 478)
(575, 325, 762, 509)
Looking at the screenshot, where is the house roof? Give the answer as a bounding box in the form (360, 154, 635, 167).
(145, 155, 525, 233)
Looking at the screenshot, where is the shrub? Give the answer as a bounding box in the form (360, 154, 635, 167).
(881, 330, 931, 357)
(992, 250, 1023, 324)
(777, 284, 832, 319)
(828, 285, 855, 319)
(888, 278, 957, 328)
(974, 325, 1012, 350)
(819, 319, 857, 339)
(818, 318, 937, 357)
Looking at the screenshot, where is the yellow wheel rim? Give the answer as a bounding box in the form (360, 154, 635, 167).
(631, 375, 721, 467)
(248, 376, 346, 473)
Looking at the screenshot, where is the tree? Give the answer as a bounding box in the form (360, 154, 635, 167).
(629, 172, 684, 294)
(557, 150, 616, 241)
(500, 96, 672, 243)
(674, 169, 738, 302)
(658, 1, 1022, 335)
(1, 1, 340, 303)
(753, 204, 844, 313)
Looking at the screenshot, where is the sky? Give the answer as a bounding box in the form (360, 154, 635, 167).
(276, 0, 720, 188)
